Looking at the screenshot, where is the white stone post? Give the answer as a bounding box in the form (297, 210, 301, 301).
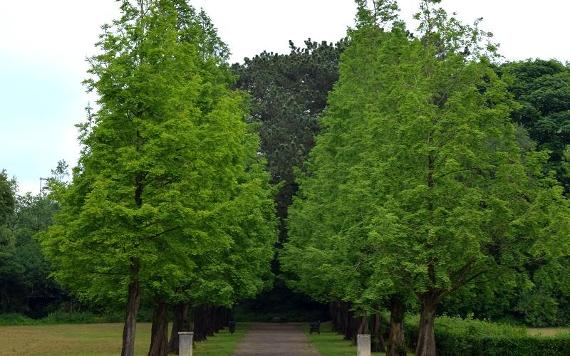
(357, 334, 371, 356)
(178, 331, 194, 356)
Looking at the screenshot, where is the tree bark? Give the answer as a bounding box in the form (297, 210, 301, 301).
(121, 262, 141, 356)
(358, 315, 370, 334)
(387, 297, 407, 356)
(414, 295, 438, 356)
(148, 299, 169, 356)
(371, 313, 386, 353)
(168, 303, 190, 354)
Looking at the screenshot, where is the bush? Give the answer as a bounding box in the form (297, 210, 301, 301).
(0, 313, 38, 325)
(405, 316, 570, 356)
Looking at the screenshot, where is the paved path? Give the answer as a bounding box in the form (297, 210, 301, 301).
(233, 323, 320, 356)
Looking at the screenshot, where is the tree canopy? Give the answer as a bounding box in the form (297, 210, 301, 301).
(282, 1, 570, 355)
(40, 1, 276, 355)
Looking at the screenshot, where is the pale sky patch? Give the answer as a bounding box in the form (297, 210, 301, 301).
(1, 0, 568, 194)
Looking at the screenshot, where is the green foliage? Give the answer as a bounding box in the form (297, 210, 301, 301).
(0, 170, 16, 259)
(283, 1, 570, 345)
(440, 61, 570, 326)
(405, 316, 570, 356)
(233, 39, 344, 243)
(0, 172, 62, 316)
(40, 0, 275, 314)
(502, 60, 570, 190)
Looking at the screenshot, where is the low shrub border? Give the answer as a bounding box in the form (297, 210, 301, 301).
(405, 316, 570, 356)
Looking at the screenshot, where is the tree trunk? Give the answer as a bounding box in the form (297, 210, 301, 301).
(148, 299, 169, 356)
(168, 303, 190, 354)
(121, 263, 141, 356)
(415, 296, 438, 356)
(371, 313, 386, 353)
(358, 315, 369, 334)
(387, 297, 407, 356)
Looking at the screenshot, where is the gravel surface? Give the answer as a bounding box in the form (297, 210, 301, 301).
(232, 323, 320, 356)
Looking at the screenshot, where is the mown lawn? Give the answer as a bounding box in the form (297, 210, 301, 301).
(305, 322, 385, 356)
(0, 322, 246, 355)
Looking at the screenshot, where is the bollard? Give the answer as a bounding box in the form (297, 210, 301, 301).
(357, 334, 371, 356)
(178, 331, 194, 356)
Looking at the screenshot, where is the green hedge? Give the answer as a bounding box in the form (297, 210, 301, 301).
(405, 316, 570, 356)
(0, 311, 122, 326)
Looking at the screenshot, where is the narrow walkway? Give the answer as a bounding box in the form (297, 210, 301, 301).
(233, 323, 320, 356)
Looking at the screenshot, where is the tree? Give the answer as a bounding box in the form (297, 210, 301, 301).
(233, 39, 344, 244)
(0, 170, 17, 311)
(501, 59, 570, 190)
(283, 1, 570, 356)
(439, 61, 570, 327)
(232, 37, 345, 321)
(0, 191, 62, 316)
(0, 169, 15, 251)
(282, 2, 413, 354)
(41, 1, 275, 355)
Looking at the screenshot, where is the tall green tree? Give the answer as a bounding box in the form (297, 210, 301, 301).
(284, 2, 570, 356)
(439, 61, 570, 327)
(41, 1, 275, 355)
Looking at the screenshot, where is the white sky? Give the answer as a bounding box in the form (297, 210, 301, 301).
(1, 0, 569, 194)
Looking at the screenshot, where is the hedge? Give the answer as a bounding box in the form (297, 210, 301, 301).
(405, 316, 570, 356)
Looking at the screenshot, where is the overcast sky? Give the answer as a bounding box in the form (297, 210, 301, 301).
(1, 0, 569, 194)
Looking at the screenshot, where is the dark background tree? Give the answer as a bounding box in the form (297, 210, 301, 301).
(502, 59, 570, 190)
(232, 39, 345, 319)
(0, 168, 67, 318)
(233, 39, 345, 245)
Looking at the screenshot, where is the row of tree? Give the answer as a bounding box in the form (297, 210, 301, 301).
(1, 0, 570, 355)
(281, 1, 570, 356)
(232, 6, 570, 331)
(37, 1, 277, 356)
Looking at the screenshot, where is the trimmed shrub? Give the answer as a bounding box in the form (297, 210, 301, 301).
(405, 316, 570, 356)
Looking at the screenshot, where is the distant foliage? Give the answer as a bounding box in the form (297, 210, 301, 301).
(233, 39, 344, 243)
(502, 60, 570, 190)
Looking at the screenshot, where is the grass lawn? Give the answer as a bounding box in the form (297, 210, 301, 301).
(305, 322, 385, 356)
(194, 323, 248, 356)
(527, 327, 570, 337)
(0, 322, 247, 355)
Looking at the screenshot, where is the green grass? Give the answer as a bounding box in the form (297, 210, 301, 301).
(0, 322, 246, 355)
(305, 322, 385, 356)
(194, 323, 248, 356)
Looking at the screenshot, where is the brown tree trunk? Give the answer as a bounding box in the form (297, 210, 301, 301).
(387, 297, 407, 356)
(358, 315, 370, 334)
(168, 303, 190, 354)
(148, 299, 169, 356)
(371, 313, 386, 353)
(415, 296, 438, 356)
(121, 263, 141, 356)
